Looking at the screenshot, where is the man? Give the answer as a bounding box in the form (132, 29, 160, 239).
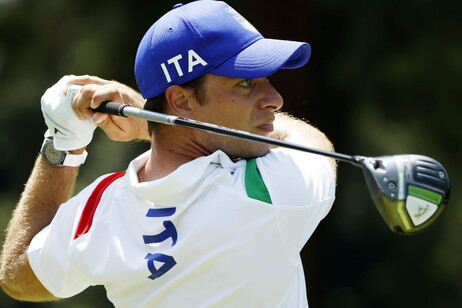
(0, 1, 336, 307)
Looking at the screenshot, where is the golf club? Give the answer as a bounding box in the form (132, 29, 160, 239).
(93, 101, 450, 235)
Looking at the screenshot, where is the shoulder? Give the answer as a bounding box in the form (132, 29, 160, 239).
(259, 148, 333, 176)
(255, 149, 336, 205)
(73, 171, 127, 239)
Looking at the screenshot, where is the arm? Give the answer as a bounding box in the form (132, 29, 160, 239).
(0, 75, 148, 301)
(271, 112, 337, 177)
(0, 150, 83, 301)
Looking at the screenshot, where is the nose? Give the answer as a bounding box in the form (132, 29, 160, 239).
(257, 79, 283, 111)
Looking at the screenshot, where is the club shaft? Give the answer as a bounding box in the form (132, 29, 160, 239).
(96, 102, 362, 166)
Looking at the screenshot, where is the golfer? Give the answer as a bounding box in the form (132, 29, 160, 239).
(0, 1, 336, 307)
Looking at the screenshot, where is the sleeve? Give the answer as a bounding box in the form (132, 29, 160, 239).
(27, 174, 110, 298)
(257, 149, 336, 256)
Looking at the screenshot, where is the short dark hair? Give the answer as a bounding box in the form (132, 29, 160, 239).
(143, 74, 208, 135)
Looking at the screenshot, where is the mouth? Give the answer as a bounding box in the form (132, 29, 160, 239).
(256, 116, 275, 133)
(257, 123, 274, 133)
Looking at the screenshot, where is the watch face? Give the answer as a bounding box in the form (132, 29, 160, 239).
(42, 140, 66, 165)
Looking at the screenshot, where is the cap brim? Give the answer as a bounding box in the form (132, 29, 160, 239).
(210, 38, 311, 78)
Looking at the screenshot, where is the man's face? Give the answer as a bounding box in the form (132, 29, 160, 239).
(189, 74, 283, 159)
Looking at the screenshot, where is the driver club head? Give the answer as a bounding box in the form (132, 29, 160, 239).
(360, 154, 450, 234)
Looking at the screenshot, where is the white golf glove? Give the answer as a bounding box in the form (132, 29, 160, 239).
(41, 75, 97, 151)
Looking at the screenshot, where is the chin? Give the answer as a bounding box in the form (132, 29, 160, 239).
(226, 145, 271, 160)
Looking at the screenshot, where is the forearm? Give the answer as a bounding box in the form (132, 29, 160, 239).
(0, 154, 80, 301)
(272, 112, 337, 175)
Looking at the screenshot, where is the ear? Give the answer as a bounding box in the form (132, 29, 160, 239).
(164, 85, 194, 117)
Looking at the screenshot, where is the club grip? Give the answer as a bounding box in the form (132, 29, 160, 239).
(93, 102, 128, 117)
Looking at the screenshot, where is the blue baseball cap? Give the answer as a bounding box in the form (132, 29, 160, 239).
(135, 0, 311, 99)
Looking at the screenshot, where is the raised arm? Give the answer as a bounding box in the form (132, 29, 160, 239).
(0, 75, 148, 301)
(271, 112, 337, 177)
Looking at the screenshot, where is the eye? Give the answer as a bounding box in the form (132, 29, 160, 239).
(239, 79, 253, 88)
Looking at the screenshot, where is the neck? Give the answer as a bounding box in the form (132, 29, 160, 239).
(137, 127, 211, 182)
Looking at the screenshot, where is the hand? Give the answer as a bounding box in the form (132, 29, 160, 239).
(65, 75, 150, 142)
(41, 75, 97, 151)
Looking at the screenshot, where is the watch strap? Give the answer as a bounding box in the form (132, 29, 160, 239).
(41, 136, 88, 167)
(62, 150, 88, 167)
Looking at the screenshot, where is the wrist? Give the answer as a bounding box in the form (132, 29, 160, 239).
(41, 137, 88, 167)
(68, 147, 87, 154)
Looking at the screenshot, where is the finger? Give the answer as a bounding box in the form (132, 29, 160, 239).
(72, 85, 101, 120)
(66, 75, 112, 89)
(64, 75, 113, 96)
(92, 113, 131, 142)
(91, 85, 146, 110)
(90, 86, 124, 108)
(91, 112, 108, 125)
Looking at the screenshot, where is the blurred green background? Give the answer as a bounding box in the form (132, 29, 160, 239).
(0, 0, 460, 307)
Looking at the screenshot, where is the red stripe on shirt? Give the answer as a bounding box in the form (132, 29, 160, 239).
(73, 171, 126, 240)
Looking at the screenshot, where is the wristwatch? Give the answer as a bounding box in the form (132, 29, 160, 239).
(41, 138, 88, 167)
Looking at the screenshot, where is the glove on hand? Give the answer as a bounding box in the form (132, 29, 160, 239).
(41, 75, 97, 151)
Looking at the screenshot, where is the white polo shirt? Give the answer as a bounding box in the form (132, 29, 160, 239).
(28, 148, 335, 308)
